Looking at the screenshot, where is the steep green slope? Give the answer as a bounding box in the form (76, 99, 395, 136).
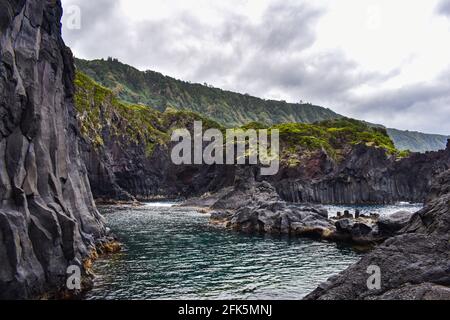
(386, 128, 449, 153)
(75, 58, 449, 153)
(75, 58, 341, 127)
(74, 71, 223, 156)
(74, 71, 402, 159)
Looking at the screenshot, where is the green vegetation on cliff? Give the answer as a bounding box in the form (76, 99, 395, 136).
(75, 58, 449, 153)
(74, 71, 405, 162)
(264, 118, 406, 160)
(74, 71, 224, 156)
(75, 57, 340, 127)
(75, 71, 167, 155)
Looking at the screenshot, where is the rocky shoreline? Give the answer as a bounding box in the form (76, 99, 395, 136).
(206, 182, 415, 246)
(303, 169, 450, 300)
(191, 169, 449, 299)
(176, 167, 416, 247)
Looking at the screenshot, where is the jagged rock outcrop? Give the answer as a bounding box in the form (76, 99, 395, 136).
(0, 0, 106, 299)
(328, 210, 414, 245)
(305, 170, 450, 300)
(209, 178, 334, 238)
(273, 142, 450, 204)
(207, 177, 415, 245)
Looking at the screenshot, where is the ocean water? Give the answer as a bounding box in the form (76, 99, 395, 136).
(84, 203, 421, 300)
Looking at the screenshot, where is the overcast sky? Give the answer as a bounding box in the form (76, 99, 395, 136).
(62, 0, 450, 135)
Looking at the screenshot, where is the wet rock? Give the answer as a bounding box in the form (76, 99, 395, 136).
(331, 218, 381, 244)
(335, 218, 355, 233)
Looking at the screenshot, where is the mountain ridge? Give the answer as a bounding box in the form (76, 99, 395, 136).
(75, 57, 449, 153)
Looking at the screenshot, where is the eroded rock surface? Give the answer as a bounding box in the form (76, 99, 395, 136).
(305, 170, 450, 300)
(0, 0, 106, 299)
(208, 173, 334, 238)
(274, 142, 450, 204)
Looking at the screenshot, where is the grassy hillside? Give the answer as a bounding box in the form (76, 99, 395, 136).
(74, 71, 223, 156)
(75, 58, 448, 153)
(75, 58, 341, 127)
(74, 71, 406, 166)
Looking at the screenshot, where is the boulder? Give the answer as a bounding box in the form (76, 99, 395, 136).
(377, 210, 414, 236)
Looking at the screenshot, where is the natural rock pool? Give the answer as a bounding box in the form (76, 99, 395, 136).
(84, 203, 422, 300)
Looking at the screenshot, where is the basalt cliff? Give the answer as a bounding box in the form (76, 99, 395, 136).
(0, 0, 107, 299)
(271, 140, 450, 204)
(72, 72, 450, 205)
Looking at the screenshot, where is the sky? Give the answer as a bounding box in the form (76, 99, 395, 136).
(61, 0, 450, 135)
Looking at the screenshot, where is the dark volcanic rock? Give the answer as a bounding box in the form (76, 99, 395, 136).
(274, 143, 450, 204)
(328, 210, 414, 245)
(211, 201, 335, 238)
(330, 218, 381, 245)
(211, 168, 280, 210)
(0, 0, 106, 299)
(78, 115, 236, 201)
(207, 168, 419, 245)
(377, 210, 414, 236)
(210, 179, 334, 238)
(305, 170, 450, 300)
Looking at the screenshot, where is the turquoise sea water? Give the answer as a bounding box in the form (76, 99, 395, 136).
(84, 203, 421, 300)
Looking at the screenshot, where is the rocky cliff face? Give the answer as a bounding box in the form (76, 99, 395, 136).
(73, 71, 235, 201)
(272, 142, 450, 204)
(74, 74, 450, 205)
(305, 169, 450, 300)
(0, 0, 106, 299)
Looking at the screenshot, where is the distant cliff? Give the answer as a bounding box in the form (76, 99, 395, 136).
(0, 0, 106, 299)
(387, 128, 449, 153)
(75, 58, 448, 153)
(74, 72, 450, 204)
(272, 141, 450, 204)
